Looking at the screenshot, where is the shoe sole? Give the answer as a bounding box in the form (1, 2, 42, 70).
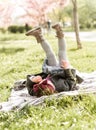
(25, 27, 41, 36)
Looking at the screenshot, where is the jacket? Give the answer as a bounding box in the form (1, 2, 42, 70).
(42, 59, 83, 84)
(26, 59, 83, 96)
(26, 68, 78, 96)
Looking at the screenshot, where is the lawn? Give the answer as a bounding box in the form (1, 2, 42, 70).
(0, 31, 96, 130)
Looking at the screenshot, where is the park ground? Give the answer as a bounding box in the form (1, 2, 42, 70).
(0, 31, 96, 130)
(65, 31, 96, 42)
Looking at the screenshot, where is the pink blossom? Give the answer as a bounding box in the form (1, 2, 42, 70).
(0, 0, 69, 28)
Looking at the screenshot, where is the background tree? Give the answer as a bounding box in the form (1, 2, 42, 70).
(78, 0, 96, 29)
(0, 2, 15, 28)
(0, 0, 69, 27)
(47, 0, 82, 49)
(48, 4, 72, 26)
(1, 0, 96, 49)
(19, 0, 69, 26)
(71, 0, 82, 49)
(0, 0, 96, 29)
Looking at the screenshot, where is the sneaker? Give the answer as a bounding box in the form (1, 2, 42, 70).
(52, 23, 62, 30)
(52, 23, 64, 38)
(25, 27, 41, 36)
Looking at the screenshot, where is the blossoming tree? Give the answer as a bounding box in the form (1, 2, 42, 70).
(0, 2, 15, 28)
(0, 0, 69, 27)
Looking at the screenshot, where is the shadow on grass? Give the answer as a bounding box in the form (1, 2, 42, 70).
(0, 47, 25, 54)
(69, 48, 78, 51)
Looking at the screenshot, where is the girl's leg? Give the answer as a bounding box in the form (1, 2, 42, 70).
(40, 40, 58, 66)
(52, 23, 69, 66)
(25, 27, 58, 66)
(58, 38, 68, 65)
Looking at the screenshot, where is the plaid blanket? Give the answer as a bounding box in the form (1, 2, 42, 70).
(0, 71, 96, 112)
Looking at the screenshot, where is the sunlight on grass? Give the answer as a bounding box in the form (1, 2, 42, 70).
(0, 33, 96, 100)
(0, 32, 96, 130)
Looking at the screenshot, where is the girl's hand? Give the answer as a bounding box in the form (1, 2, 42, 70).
(31, 76, 42, 83)
(61, 60, 71, 69)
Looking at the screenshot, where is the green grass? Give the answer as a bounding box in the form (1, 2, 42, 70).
(0, 32, 96, 130)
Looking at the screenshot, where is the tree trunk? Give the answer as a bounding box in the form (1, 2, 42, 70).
(72, 0, 82, 49)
